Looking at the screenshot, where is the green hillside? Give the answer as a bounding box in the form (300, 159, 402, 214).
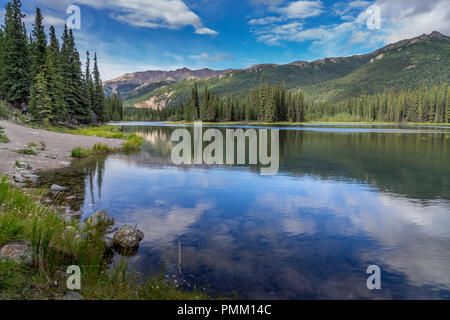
(124, 32, 450, 108)
(303, 33, 450, 102)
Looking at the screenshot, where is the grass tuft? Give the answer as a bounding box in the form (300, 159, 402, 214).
(121, 134, 143, 152)
(16, 149, 37, 156)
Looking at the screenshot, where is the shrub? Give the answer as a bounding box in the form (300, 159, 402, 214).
(71, 147, 91, 158)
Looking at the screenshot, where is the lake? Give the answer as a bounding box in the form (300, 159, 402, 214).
(39, 123, 450, 299)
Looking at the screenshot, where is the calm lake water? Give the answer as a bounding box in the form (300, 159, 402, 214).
(39, 123, 450, 299)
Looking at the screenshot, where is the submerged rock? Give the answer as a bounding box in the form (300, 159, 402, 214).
(84, 210, 114, 229)
(113, 224, 145, 249)
(0, 241, 33, 266)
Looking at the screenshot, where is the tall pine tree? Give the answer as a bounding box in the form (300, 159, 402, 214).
(0, 0, 30, 105)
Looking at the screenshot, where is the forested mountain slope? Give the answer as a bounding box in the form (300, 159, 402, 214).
(123, 32, 449, 109)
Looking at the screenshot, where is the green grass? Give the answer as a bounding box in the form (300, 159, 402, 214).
(69, 127, 143, 158)
(0, 177, 214, 300)
(16, 149, 37, 156)
(0, 134, 8, 143)
(121, 134, 143, 152)
(0, 126, 8, 143)
(71, 147, 91, 158)
(71, 144, 114, 159)
(52, 125, 130, 140)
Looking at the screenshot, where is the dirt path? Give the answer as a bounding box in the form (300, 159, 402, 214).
(0, 120, 123, 180)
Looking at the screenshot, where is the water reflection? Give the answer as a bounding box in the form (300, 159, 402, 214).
(39, 124, 450, 299)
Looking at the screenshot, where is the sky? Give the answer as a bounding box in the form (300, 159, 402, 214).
(3, 0, 449, 80)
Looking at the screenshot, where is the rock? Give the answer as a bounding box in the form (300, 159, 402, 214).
(65, 226, 75, 232)
(103, 235, 114, 249)
(61, 292, 83, 300)
(22, 173, 39, 183)
(12, 182, 26, 188)
(113, 224, 145, 249)
(62, 210, 83, 222)
(51, 184, 67, 192)
(0, 241, 33, 266)
(105, 226, 119, 234)
(13, 174, 26, 183)
(16, 161, 30, 169)
(84, 210, 114, 229)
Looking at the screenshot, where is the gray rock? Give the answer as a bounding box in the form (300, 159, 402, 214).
(62, 210, 83, 222)
(113, 224, 145, 249)
(51, 184, 67, 192)
(84, 210, 114, 229)
(13, 174, 26, 183)
(105, 226, 119, 234)
(61, 292, 83, 300)
(0, 241, 33, 266)
(16, 161, 30, 169)
(22, 173, 39, 183)
(103, 236, 114, 249)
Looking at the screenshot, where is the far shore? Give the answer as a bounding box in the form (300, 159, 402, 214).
(110, 120, 450, 126)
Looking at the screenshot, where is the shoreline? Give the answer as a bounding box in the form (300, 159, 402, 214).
(0, 120, 124, 181)
(118, 120, 450, 127)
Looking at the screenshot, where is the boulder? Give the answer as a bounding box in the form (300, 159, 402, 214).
(0, 241, 33, 266)
(84, 210, 114, 229)
(113, 224, 145, 249)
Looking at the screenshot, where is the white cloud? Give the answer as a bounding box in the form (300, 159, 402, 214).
(249, 0, 449, 59)
(373, 0, 450, 43)
(271, 0, 324, 19)
(35, 0, 217, 35)
(194, 27, 218, 35)
(22, 11, 66, 27)
(189, 52, 235, 62)
(249, 16, 285, 25)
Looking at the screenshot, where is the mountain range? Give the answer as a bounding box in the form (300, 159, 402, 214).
(103, 31, 450, 110)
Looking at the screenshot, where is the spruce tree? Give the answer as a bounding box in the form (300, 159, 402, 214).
(84, 51, 95, 120)
(30, 8, 46, 79)
(92, 53, 106, 123)
(0, 0, 30, 105)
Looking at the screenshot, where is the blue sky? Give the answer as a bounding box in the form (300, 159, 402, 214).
(3, 0, 449, 80)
